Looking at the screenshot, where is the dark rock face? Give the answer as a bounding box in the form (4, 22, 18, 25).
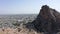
(25, 5, 60, 34)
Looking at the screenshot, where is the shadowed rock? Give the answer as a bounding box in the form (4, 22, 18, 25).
(25, 5, 60, 34)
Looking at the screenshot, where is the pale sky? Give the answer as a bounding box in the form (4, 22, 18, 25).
(0, 0, 60, 14)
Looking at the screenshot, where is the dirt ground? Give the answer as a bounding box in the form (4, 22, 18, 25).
(0, 27, 43, 34)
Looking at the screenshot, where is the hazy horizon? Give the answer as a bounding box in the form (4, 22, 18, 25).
(0, 0, 60, 14)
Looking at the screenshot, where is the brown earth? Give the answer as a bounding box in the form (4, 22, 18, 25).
(0, 27, 43, 34)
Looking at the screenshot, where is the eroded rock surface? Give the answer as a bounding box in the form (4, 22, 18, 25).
(25, 5, 60, 34)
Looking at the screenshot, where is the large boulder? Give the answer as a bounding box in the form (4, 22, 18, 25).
(25, 5, 60, 34)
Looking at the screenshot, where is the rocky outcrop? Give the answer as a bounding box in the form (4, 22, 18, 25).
(25, 5, 60, 34)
